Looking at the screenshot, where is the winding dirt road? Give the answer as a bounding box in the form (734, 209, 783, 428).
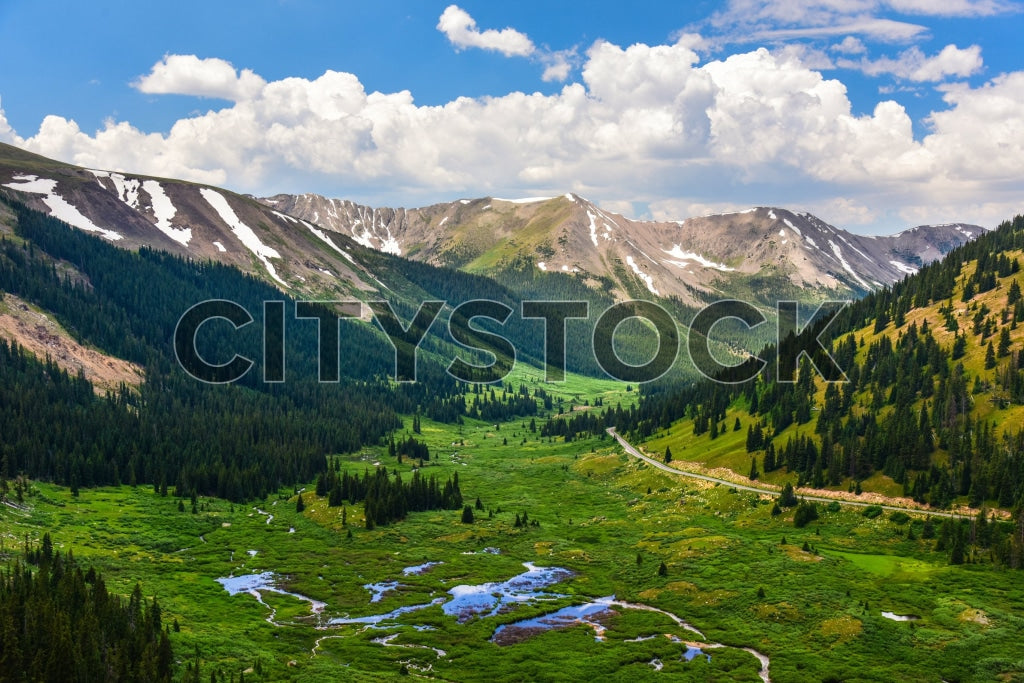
(607, 428, 971, 520)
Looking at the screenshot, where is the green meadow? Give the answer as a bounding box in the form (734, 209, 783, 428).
(3, 397, 1024, 682)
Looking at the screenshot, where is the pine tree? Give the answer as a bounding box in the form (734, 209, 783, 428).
(657, 561, 668, 576)
(296, 493, 305, 512)
(985, 341, 997, 369)
(921, 518, 935, 539)
(749, 457, 759, 481)
(1008, 278, 1022, 306)
(461, 505, 474, 523)
(998, 326, 1012, 357)
(950, 523, 965, 565)
(952, 333, 967, 360)
(664, 446, 672, 464)
(780, 482, 798, 507)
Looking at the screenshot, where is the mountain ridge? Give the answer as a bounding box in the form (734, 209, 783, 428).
(0, 142, 983, 308)
(262, 190, 984, 305)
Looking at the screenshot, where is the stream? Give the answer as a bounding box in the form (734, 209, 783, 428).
(217, 561, 771, 681)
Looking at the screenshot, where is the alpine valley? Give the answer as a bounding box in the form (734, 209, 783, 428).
(3, 141, 1024, 683)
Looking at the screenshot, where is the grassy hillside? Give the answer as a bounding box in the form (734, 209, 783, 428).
(628, 216, 1024, 521)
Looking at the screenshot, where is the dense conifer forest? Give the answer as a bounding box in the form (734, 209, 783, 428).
(0, 201, 475, 501)
(0, 538, 172, 682)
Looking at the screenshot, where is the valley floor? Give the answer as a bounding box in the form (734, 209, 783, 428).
(3, 413, 1024, 682)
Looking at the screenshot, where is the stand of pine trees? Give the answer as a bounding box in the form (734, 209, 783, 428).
(314, 466, 463, 527)
(0, 537, 173, 682)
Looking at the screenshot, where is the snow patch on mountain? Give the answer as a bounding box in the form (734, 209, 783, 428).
(889, 260, 919, 275)
(91, 170, 141, 210)
(841, 237, 875, 265)
(299, 218, 355, 263)
(625, 255, 659, 295)
(111, 174, 140, 210)
(829, 240, 873, 291)
(3, 174, 122, 241)
(379, 229, 402, 256)
(213, 241, 226, 252)
(142, 180, 191, 246)
(587, 211, 599, 247)
(663, 245, 734, 272)
(200, 188, 286, 286)
(956, 225, 975, 238)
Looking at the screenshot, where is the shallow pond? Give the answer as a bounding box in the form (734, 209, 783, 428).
(443, 562, 574, 623)
(403, 561, 443, 575)
(217, 562, 769, 681)
(216, 572, 326, 624)
(363, 580, 402, 603)
(881, 611, 921, 621)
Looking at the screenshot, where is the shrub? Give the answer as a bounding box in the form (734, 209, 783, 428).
(889, 511, 911, 525)
(862, 505, 883, 519)
(793, 501, 819, 528)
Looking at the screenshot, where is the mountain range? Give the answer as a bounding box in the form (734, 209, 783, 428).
(0, 142, 982, 309)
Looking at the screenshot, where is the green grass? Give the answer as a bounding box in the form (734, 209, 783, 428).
(4, 396, 1024, 682)
(825, 551, 938, 579)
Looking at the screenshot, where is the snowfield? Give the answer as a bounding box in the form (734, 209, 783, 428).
(625, 255, 659, 295)
(4, 174, 122, 241)
(200, 188, 286, 286)
(663, 245, 734, 272)
(143, 180, 191, 246)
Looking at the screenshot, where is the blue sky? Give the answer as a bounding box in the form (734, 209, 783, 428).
(1, 0, 1022, 233)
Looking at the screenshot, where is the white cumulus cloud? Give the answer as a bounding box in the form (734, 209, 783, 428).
(133, 54, 266, 101)
(0, 98, 16, 143)
(839, 44, 983, 81)
(437, 5, 535, 57)
(4, 42, 1024, 233)
(832, 36, 868, 55)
